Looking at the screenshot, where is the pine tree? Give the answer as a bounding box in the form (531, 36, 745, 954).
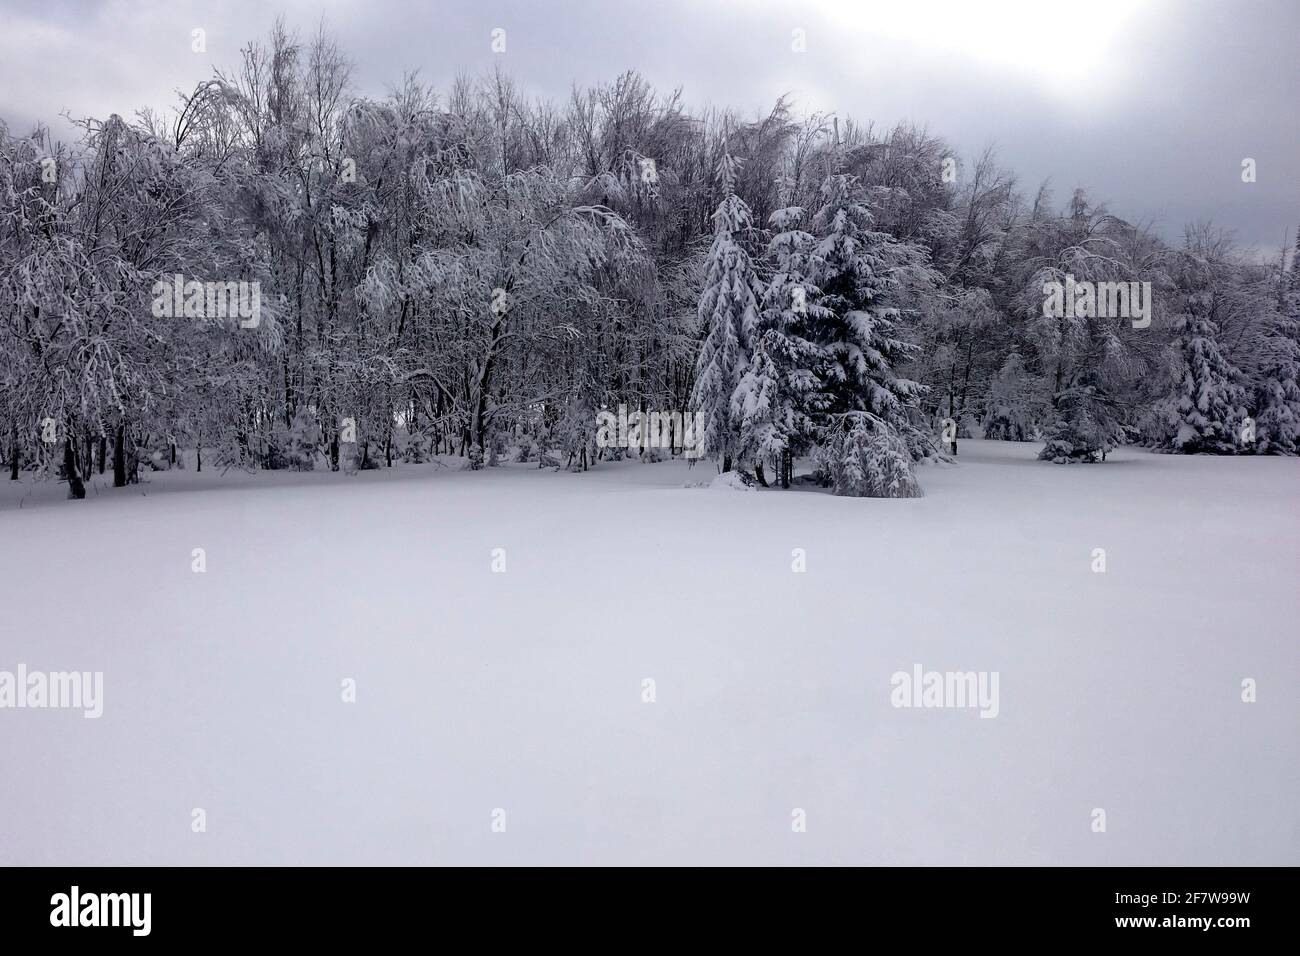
(1154, 303, 1249, 454)
(690, 153, 762, 472)
(802, 175, 923, 431)
(765, 174, 928, 494)
(982, 350, 1041, 441)
(732, 273, 822, 486)
(1038, 369, 1124, 462)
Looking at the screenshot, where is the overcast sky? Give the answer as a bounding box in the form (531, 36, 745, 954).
(1, 0, 1295, 257)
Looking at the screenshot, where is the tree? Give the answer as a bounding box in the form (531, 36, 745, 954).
(1252, 233, 1300, 454)
(818, 411, 922, 498)
(801, 174, 925, 430)
(982, 349, 1043, 441)
(690, 153, 761, 472)
(1038, 369, 1124, 462)
(1153, 306, 1248, 454)
(765, 172, 932, 493)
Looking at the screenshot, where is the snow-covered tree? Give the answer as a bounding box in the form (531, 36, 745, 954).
(1038, 369, 1125, 462)
(729, 233, 825, 485)
(800, 174, 924, 431)
(690, 153, 762, 472)
(818, 411, 922, 498)
(762, 173, 931, 493)
(1153, 304, 1249, 454)
(982, 350, 1043, 441)
(1252, 236, 1300, 454)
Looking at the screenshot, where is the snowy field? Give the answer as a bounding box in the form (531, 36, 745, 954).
(1, 439, 1296, 866)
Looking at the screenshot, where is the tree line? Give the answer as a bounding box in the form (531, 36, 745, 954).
(2, 20, 1296, 499)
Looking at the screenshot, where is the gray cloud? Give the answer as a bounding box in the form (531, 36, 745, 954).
(1, 0, 1294, 254)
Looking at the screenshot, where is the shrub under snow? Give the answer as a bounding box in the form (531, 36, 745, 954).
(818, 414, 922, 498)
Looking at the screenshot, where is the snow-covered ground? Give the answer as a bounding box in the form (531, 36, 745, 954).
(1, 440, 1296, 865)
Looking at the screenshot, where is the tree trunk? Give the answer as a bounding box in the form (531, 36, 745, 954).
(113, 425, 127, 487)
(755, 460, 768, 487)
(722, 455, 733, 473)
(98, 435, 107, 474)
(9, 425, 18, 480)
(63, 438, 86, 499)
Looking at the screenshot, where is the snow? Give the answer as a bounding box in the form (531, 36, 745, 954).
(1, 439, 1296, 865)
(708, 471, 755, 491)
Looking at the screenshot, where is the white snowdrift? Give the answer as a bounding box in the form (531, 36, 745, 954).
(0, 440, 1295, 865)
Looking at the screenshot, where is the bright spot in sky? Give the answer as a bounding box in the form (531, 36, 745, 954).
(805, 0, 1156, 99)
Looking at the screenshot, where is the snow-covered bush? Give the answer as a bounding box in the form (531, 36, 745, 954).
(400, 428, 432, 464)
(278, 410, 321, 471)
(709, 470, 757, 491)
(818, 413, 922, 498)
(514, 436, 539, 463)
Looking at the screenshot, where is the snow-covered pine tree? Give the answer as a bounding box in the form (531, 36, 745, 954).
(982, 349, 1041, 441)
(690, 153, 762, 472)
(1154, 301, 1249, 454)
(1253, 235, 1300, 454)
(804, 175, 924, 432)
(1037, 369, 1125, 462)
(765, 174, 928, 495)
(732, 266, 824, 486)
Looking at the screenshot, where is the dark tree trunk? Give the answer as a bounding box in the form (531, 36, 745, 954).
(98, 435, 107, 474)
(754, 461, 768, 487)
(722, 455, 733, 473)
(9, 425, 18, 480)
(63, 438, 86, 499)
(113, 425, 127, 487)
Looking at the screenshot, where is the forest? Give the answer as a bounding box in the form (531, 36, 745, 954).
(3, 20, 1297, 500)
